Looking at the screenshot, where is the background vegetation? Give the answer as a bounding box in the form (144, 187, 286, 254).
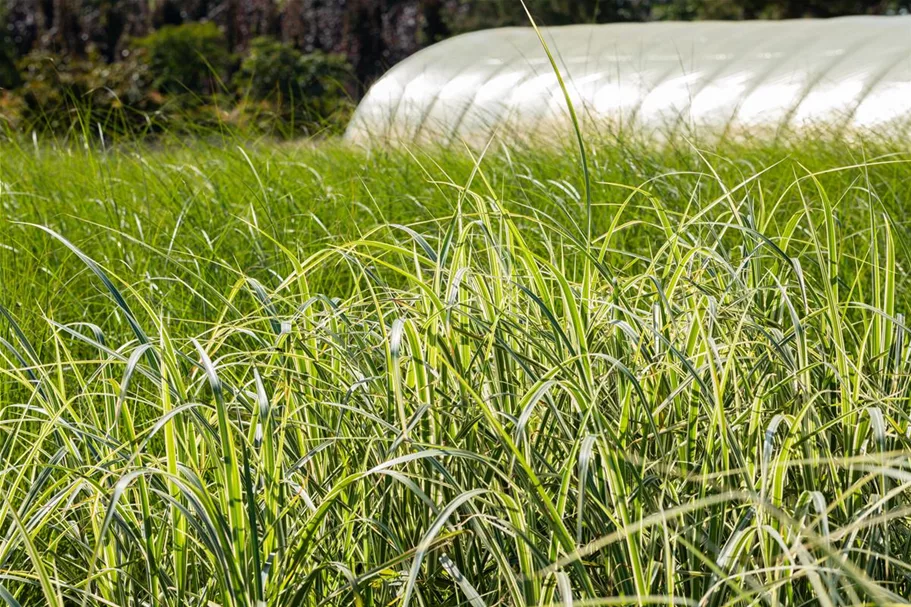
(2, 0, 911, 139)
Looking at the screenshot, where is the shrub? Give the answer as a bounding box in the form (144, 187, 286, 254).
(16, 48, 158, 134)
(0, 91, 25, 131)
(135, 22, 230, 96)
(234, 36, 353, 132)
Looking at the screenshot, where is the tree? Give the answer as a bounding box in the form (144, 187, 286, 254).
(344, 0, 388, 90)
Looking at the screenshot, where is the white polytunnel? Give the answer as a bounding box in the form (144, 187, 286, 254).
(345, 15, 911, 145)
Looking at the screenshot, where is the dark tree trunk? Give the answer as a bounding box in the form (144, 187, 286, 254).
(40, 0, 54, 31)
(345, 0, 387, 91)
(49, 0, 85, 55)
(420, 0, 449, 44)
(157, 0, 184, 26)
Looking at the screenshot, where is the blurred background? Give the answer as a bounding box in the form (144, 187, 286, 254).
(2, 0, 910, 138)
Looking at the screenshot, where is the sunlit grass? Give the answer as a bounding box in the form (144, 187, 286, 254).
(0, 133, 910, 606)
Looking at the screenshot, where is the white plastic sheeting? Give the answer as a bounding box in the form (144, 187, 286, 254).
(346, 16, 911, 144)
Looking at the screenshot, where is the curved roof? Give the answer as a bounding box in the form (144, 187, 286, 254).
(345, 16, 911, 145)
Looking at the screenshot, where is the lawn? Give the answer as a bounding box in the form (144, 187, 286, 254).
(0, 132, 910, 605)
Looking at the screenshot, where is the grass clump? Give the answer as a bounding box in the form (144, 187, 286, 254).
(0, 135, 910, 605)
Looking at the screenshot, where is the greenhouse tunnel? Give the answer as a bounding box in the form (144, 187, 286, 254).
(346, 15, 911, 145)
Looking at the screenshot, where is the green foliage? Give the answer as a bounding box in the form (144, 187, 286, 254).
(135, 22, 230, 96)
(1, 136, 911, 605)
(14, 49, 157, 133)
(236, 37, 349, 100)
(234, 37, 353, 131)
(5, 31, 354, 139)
